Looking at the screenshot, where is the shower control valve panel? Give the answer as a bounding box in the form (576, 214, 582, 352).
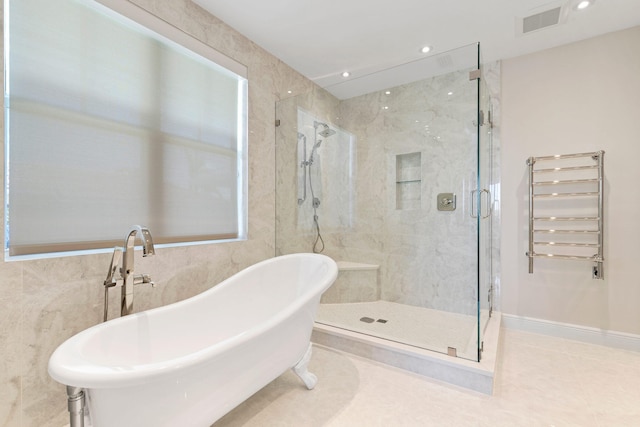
(437, 193, 456, 211)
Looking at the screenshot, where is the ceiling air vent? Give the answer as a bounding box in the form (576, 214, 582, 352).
(437, 55, 454, 69)
(522, 7, 562, 33)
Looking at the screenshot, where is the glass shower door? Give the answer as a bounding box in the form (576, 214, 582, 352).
(275, 43, 489, 362)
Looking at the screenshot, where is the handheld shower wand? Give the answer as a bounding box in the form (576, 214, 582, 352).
(297, 120, 337, 252)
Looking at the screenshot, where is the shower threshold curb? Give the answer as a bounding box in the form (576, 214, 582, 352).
(312, 312, 501, 395)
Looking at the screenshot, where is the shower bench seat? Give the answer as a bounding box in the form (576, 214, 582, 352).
(321, 261, 379, 304)
(335, 261, 379, 271)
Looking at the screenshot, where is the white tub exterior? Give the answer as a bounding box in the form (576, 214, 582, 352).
(48, 253, 338, 427)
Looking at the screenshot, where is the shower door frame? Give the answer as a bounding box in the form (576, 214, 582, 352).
(476, 43, 495, 360)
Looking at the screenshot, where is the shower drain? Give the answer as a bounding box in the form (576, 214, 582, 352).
(359, 317, 388, 324)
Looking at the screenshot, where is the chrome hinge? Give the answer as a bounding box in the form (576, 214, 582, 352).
(469, 69, 481, 80)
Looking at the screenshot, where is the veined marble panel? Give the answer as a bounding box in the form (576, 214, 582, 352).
(321, 268, 380, 304)
(340, 69, 479, 316)
(0, 275, 22, 427)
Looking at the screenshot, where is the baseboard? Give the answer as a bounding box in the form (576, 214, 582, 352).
(502, 314, 640, 352)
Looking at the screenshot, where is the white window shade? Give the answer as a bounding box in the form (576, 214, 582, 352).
(5, 0, 248, 256)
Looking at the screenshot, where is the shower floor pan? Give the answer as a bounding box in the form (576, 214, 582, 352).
(312, 301, 500, 394)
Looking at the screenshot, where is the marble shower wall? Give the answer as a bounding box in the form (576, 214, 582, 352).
(275, 87, 344, 256)
(0, 1, 315, 426)
(295, 109, 356, 234)
(277, 67, 494, 317)
(340, 69, 480, 315)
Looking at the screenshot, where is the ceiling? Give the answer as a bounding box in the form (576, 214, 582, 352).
(193, 0, 640, 96)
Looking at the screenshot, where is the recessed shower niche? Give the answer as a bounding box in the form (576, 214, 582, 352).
(395, 152, 422, 210)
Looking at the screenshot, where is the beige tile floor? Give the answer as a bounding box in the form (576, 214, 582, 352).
(215, 328, 640, 426)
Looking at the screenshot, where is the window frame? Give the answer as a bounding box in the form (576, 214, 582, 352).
(3, 0, 249, 259)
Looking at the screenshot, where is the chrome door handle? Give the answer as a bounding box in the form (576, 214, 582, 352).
(481, 189, 492, 219)
(471, 189, 492, 219)
(470, 190, 478, 218)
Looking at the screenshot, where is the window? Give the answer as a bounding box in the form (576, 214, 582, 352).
(4, 0, 248, 257)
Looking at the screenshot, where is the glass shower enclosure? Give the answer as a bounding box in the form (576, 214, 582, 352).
(275, 43, 496, 362)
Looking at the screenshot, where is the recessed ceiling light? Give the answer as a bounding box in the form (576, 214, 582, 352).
(342, 71, 350, 78)
(420, 46, 432, 54)
(577, 0, 592, 10)
(385, 91, 391, 95)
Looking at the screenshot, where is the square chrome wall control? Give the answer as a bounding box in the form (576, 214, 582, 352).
(437, 193, 456, 211)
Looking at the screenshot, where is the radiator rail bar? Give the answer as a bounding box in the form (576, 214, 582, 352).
(526, 151, 604, 279)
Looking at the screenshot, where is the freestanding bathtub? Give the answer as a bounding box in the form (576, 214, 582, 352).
(48, 253, 338, 427)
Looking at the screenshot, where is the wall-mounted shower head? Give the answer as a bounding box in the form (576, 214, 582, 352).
(314, 121, 336, 138)
(319, 127, 336, 138)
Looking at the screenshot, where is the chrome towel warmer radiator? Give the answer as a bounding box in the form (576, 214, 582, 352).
(526, 151, 604, 279)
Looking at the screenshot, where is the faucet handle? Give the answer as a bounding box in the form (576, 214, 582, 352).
(148, 276, 157, 288)
(133, 273, 155, 288)
(104, 247, 123, 286)
(104, 278, 123, 289)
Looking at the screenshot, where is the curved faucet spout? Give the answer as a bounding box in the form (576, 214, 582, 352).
(124, 225, 156, 256)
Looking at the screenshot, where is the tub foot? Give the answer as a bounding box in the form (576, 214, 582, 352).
(292, 344, 317, 390)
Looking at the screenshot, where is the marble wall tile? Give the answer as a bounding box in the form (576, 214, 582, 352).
(343, 70, 481, 315)
(275, 87, 342, 256)
(321, 269, 380, 304)
(21, 276, 97, 426)
(0, 289, 22, 427)
(483, 60, 502, 313)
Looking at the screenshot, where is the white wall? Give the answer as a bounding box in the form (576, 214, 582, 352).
(501, 26, 640, 334)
